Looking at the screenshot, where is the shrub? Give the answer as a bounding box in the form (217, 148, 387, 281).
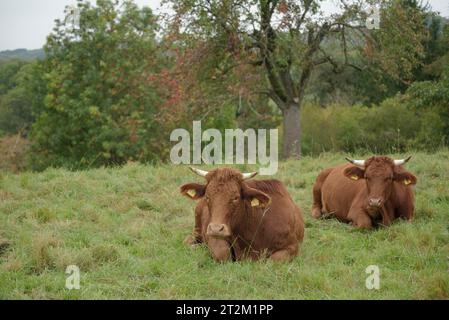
(0, 134, 30, 172)
(300, 97, 429, 155)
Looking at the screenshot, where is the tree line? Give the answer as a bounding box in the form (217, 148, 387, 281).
(0, 0, 448, 171)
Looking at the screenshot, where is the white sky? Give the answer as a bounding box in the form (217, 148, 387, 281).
(0, 0, 448, 51)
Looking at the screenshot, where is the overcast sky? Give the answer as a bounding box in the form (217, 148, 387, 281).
(0, 0, 448, 51)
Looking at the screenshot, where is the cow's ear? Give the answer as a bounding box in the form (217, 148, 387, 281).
(343, 166, 365, 181)
(180, 183, 206, 200)
(394, 171, 417, 186)
(241, 185, 271, 208)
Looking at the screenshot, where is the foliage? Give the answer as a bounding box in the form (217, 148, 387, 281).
(0, 134, 30, 172)
(158, 28, 276, 133)
(300, 99, 422, 155)
(405, 64, 449, 145)
(0, 61, 44, 136)
(164, 0, 429, 157)
(30, 0, 169, 170)
(304, 6, 449, 106)
(0, 60, 28, 95)
(0, 0, 447, 171)
(366, 0, 427, 84)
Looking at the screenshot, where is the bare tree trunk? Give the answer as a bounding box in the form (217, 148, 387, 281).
(282, 103, 301, 159)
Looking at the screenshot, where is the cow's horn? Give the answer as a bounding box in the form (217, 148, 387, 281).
(189, 167, 209, 177)
(394, 156, 412, 166)
(242, 172, 258, 180)
(345, 157, 365, 167)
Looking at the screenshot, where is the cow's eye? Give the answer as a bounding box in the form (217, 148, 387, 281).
(205, 196, 210, 203)
(231, 196, 239, 203)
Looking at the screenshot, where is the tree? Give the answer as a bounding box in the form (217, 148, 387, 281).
(406, 64, 449, 145)
(31, 0, 167, 169)
(165, 0, 427, 158)
(0, 61, 42, 135)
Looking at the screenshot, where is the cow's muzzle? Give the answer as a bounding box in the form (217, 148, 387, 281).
(207, 223, 231, 238)
(368, 197, 383, 208)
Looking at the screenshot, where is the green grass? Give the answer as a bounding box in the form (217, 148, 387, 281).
(0, 151, 448, 299)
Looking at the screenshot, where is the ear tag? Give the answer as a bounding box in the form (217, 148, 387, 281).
(404, 179, 411, 186)
(251, 198, 260, 207)
(187, 189, 196, 198)
(350, 175, 359, 181)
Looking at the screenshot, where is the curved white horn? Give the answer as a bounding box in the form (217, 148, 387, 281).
(242, 172, 258, 180)
(189, 167, 209, 177)
(394, 156, 412, 166)
(345, 157, 365, 167)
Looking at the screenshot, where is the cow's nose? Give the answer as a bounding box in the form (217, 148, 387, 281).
(207, 224, 229, 237)
(369, 198, 382, 207)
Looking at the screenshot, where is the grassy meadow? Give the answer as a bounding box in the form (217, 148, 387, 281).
(0, 151, 448, 299)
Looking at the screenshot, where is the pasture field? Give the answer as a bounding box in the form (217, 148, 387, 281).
(0, 151, 448, 299)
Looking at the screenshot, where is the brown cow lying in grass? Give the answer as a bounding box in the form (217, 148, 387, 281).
(181, 167, 304, 262)
(311, 156, 417, 229)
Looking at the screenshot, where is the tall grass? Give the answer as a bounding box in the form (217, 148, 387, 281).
(0, 151, 448, 299)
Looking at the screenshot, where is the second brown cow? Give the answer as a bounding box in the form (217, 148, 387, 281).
(311, 156, 417, 229)
(181, 167, 304, 262)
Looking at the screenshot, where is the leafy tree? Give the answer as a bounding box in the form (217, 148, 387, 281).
(313, 6, 448, 106)
(405, 64, 449, 146)
(31, 0, 166, 169)
(0, 60, 27, 95)
(401, 20, 449, 147)
(0, 61, 42, 135)
(165, 0, 427, 158)
(420, 15, 449, 80)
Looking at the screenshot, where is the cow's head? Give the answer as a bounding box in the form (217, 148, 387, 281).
(344, 156, 417, 210)
(180, 167, 270, 260)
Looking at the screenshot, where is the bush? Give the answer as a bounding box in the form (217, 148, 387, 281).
(0, 134, 30, 172)
(300, 97, 436, 155)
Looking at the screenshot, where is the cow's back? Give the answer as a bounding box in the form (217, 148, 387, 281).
(321, 164, 366, 220)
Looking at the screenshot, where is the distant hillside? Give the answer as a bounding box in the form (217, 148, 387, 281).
(0, 48, 45, 61)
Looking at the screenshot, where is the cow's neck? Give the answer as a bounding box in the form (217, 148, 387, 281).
(232, 205, 270, 249)
(383, 188, 397, 225)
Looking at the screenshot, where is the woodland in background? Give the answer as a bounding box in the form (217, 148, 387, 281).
(0, 0, 448, 171)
